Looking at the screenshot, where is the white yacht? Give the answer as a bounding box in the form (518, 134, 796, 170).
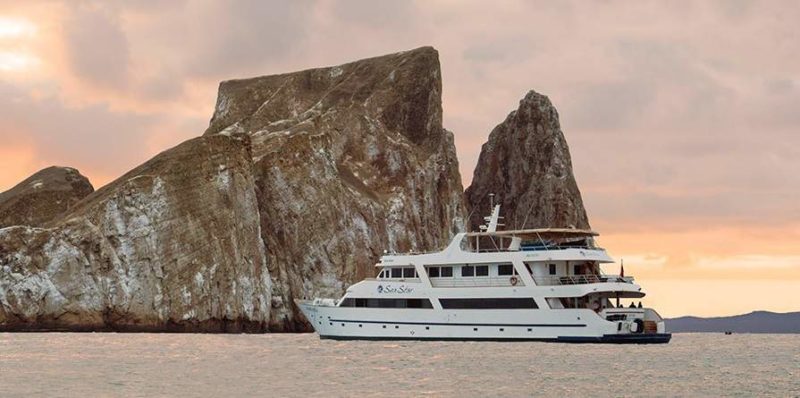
(298, 202, 671, 344)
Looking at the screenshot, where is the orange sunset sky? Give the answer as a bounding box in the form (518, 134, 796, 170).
(1, 1, 798, 317)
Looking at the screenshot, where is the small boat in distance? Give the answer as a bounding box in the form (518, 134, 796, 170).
(298, 199, 671, 343)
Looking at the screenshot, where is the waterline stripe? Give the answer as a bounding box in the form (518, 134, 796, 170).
(329, 319, 586, 328)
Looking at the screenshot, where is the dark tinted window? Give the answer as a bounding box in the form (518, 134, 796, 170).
(406, 299, 432, 308)
(403, 267, 416, 278)
(441, 267, 453, 277)
(339, 298, 354, 307)
(428, 267, 440, 277)
(549, 264, 557, 275)
(498, 264, 514, 276)
(391, 268, 402, 278)
(440, 298, 538, 309)
(340, 298, 432, 309)
(476, 265, 489, 276)
(462, 266, 475, 277)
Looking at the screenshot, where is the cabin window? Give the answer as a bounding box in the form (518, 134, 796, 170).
(461, 265, 475, 277)
(428, 267, 440, 278)
(403, 267, 416, 278)
(549, 264, 557, 275)
(391, 268, 402, 278)
(475, 265, 489, 277)
(440, 298, 539, 309)
(441, 266, 453, 277)
(339, 298, 432, 309)
(498, 264, 514, 276)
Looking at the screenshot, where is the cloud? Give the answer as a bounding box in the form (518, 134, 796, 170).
(146, 0, 316, 78)
(0, 82, 161, 187)
(63, 4, 130, 89)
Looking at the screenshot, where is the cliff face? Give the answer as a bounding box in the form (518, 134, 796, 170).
(0, 134, 272, 331)
(205, 47, 465, 330)
(0, 166, 94, 228)
(0, 47, 465, 332)
(465, 90, 590, 231)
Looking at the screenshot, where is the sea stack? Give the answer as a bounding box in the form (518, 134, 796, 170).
(465, 90, 590, 231)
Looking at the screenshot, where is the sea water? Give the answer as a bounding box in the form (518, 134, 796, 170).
(0, 333, 797, 397)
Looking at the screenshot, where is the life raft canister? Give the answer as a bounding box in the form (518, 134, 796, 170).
(509, 276, 519, 286)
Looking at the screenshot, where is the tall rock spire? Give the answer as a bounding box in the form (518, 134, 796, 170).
(465, 90, 590, 231)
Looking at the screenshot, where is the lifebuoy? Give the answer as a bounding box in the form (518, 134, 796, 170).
(509, 276, 519, 286)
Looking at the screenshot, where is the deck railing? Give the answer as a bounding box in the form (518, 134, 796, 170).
(533, 274, 634, 286)
(429, 276, 526, 288)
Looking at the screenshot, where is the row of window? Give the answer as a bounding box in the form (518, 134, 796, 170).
(427, 266, 453, 278)
(440, 298, 538, 309)
(339, 298, 433, 308)
(339, 297, 539, 309)
(380, 264, 518, 279)
(379, 264, 593, 279)
(378, 267, 419, 279)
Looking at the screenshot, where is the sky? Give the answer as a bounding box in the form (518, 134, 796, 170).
(0, 0, 798, 317)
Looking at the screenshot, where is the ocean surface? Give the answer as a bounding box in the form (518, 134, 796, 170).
(0, 333, 797, 397)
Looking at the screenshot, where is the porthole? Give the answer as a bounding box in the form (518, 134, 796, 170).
(473, 328, 478, 331)
(359, 324, 363, 328)
(499, 328, 504, 332)
(527, 328, 532, 332)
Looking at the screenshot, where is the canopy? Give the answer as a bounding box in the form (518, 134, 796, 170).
(465, 228, 598, 241)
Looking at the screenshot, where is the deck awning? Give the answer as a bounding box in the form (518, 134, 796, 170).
(465, 228, 598, 240)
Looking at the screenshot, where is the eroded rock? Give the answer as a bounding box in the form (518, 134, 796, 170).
(0, 134, 272, 331)
(0, 166, 93, 228)
(206, 46, 466, 330)
(0, 47, 466, 332)
(465, 90, 590, 231)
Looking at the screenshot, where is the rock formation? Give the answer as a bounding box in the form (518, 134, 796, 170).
(0, 166, 93, 228)
(205, 46, 465, 330)
(0, 134, 272, 331)
(465, 90, 590, 231)
(0, 49, 593, 333)
(0, 47, 465, 332)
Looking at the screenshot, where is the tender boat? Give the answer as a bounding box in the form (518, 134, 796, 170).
(298, 201, 671, 343)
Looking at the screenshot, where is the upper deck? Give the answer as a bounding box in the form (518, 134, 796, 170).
(378, 227, 612, 266)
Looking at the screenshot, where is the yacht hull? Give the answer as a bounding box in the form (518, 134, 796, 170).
(298, 302, 671, 344)
(320, 334, 672, 344)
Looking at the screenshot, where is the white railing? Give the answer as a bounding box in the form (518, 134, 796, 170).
(533, 274, 634, 286)
(429, 276, 525, 288)
(365, 278, 422, 283)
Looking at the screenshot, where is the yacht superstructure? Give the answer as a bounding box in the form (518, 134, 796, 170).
(298, 202, 671, 343)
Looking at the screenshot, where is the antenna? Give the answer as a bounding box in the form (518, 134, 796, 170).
(519, 194, 537, 230)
